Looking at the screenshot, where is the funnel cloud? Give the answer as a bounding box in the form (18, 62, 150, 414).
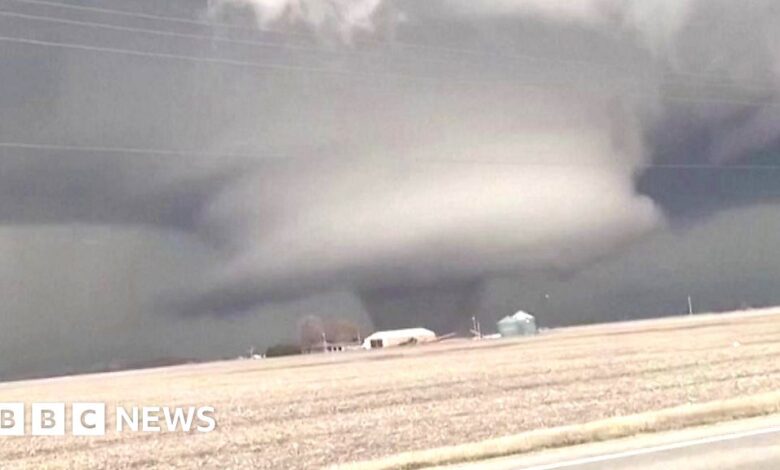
(1, 0, 780, 377)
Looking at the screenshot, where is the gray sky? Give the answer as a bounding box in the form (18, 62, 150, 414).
(0, 0, 779, 379)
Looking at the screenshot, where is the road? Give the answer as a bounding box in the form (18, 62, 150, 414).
(439, 414, 780, 470)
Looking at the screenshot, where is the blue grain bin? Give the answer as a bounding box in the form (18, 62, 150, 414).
(497, 311, 537, 337)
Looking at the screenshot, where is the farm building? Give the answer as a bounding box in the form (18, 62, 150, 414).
(362, 328, 437, 349)
(304, 341, 364, 353)
(497, 311, 537, 337)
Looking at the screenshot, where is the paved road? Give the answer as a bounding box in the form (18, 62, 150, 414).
(441, 414, 780, 470)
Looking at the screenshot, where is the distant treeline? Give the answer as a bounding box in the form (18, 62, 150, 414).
(264, 343, 301, 358)
(263, 316, 364, 357)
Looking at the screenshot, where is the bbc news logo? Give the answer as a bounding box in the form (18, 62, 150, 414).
(0, 403, 216, 436)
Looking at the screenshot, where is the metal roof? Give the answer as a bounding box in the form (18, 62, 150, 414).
(498, 311, 535, 323)
(364, 328, 436, 340)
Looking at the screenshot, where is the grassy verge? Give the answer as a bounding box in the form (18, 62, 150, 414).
(333, 390, 780, 470)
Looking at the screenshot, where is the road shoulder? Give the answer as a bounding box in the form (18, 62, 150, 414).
(433, 413, 780, 469)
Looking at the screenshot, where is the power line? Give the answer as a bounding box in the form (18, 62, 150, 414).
(2, 0, 309, 37)
(2, 34, 779, 109)
(3, 0, 778, 92)
(0, 9, 649, 81)
(2, 9, 777, 96)
(0, 8, 554, 79)
(0, 35, 436, 80)
(6, 36, 780, 107)
(3, 142, 780, 170)
(634, 163, 780, 170)
(0, 10, 318, 52)
(0, 141, 260, 159)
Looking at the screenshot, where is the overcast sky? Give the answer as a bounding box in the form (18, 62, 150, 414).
(0, 0, 779, 379)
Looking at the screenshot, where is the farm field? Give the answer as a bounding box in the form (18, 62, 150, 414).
(2, 309, 780, 469)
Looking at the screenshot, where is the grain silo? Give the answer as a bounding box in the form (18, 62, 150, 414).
(497, 311, 537, 337)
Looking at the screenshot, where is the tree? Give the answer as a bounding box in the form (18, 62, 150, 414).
(264, 343, 301, 358)
(298, 315, 325, 352)
(323, 318, 362, 343)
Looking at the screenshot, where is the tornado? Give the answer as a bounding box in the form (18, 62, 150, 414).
(4, 0, 780, 343)
(358, 280, 484, 334)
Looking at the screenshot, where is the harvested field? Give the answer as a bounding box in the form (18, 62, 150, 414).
(2, 308, 780, 469)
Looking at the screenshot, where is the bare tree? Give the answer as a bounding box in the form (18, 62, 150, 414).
(323, 318, 362, 343)
(298, 315, 325, 352)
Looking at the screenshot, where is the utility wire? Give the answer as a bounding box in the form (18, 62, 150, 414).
(0, 141, 260, 159)
(0, 9, 654, 83)
(0, 35, 431, 79)
(0, 9, 776, 95)
(3, 0, 778, 92)
(1, 34, 778, 109)
(2, 142, 780, 170)
(0, 10, 319, 52)
(1, 0, 308, 37)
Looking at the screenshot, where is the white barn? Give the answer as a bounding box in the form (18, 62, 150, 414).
(362, 328, 437, 349)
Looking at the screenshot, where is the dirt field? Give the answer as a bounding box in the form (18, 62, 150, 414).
(2, 308, 780, 469)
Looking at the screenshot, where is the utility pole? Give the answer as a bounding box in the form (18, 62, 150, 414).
(471, 316, 482, 338)
(687, 296, 694, 315)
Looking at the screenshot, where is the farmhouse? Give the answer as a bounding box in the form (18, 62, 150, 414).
(362, 328, 436, 349)
(306, 341, 363, 353)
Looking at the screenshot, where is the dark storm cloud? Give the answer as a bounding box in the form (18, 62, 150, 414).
(193, 0, 780, 324)
(0, 146, 252, 228)
(1, 0, 780, 378)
